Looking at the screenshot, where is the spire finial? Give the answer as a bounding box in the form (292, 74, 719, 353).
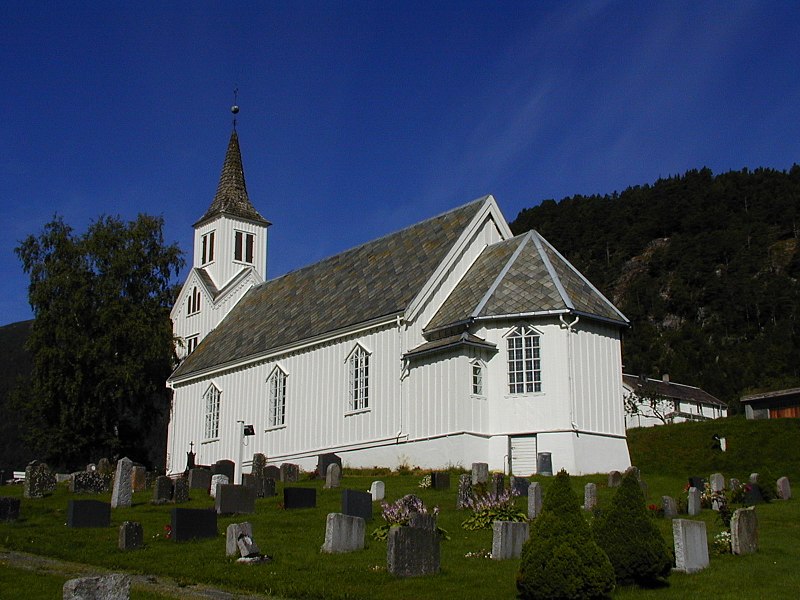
(231, 87, 240, 130)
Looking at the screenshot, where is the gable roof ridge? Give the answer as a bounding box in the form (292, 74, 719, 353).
(535, 232, 628, 323)
(469, 232, 531, 319)
(531, 231, 575, 310)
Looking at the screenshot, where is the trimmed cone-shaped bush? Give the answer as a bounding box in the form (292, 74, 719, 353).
(593, 471, 671, 586)
(517, 470, 615, 600)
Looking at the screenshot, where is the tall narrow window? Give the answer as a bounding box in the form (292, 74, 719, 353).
(204, 384, 221, 440)
(348, 345, 370, 411)
(267, 367, 287, 427)
(201, 231, 215, 264)
(471, 360, 484, 396)
(188, 286, 201, 314)
(507, 326, 541, 394)
(234, 231, 255, 263)
(187, 335, 199, 354)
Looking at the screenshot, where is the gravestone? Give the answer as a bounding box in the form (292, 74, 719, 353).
(639, 479, 649, 499)
(729, 477, 741, 491)
(624, 465, 640, 480)
(777, 476, 791, 500)
(96, 458, 113, 475)
(528, 482, 543, 519)
(251, 453, 268, 498)
(710, 472, 725, 492)
(284, 487, 316, 509)
(216, 484, 256, 515)
(688, 487, 701, 516)
(212, 459, 235, 483)
(317, 453, 342, 479)
(171, 508, 217, 541)
(153, 476, 173, 504)
(688, 476, 705, 490)
(188, 468, 211, 491)
(226, 521, 261, 558)
(731, 506, 758, 555)
(56, 473, 71, 483)
(749, 473, 759, 484)
(241, 473, 255, 489)
(280, 463, 300, 483)
(71, 471, 109, 494)
(537, 452, 553, 476)
(264, 465, 281, 481)
(489, 473, 504, 497)
(324, 463, 341, 489)
(173, 478, 190, 503)
(67, 499, 111, 528)
(491, 521, 529, 560)
(607, 470, 622, 487)
(744, 483, 764, 505)
(510, 476, 529, 497)
(321, 513, 365, 553)
(262, 478, 276, 498)
(431, 472, 450, 490)
(0, 497, 21, 521)
(672, 519, 709, 573)
(131, 465, 147, 492)
(584, 483, 597, 511)
(118, 521, 143, 551)
(370, 480, 385, 502)
(471, 462, 489, 485)
(387, 526, 440, 577)
(456, 474, 472, 509)
(662, 496, 678, 518)
(24, 461, 56, 498)
(342, 489, 373, 521)
(210, 474, 229, 498)
(63, 574, 130, 600)
(111, 457, 134, 509)
(409, 512, 436, 531)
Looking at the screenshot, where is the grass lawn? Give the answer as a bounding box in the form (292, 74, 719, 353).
(1, 462, 798, 599)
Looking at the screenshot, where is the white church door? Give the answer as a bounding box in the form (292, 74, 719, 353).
(509, 435, 538, 476)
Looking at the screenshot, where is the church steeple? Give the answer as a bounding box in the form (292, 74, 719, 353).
(195, 130, 269, 227)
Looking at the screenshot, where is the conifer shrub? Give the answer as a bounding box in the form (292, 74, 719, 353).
(593, 471, 672, 587)
(516, 470, 615, 600)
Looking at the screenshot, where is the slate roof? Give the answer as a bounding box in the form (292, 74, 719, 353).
(622, 374, 727, 408)
(171, 197, 488, 380)
(425, 230, 628, 332)
(195, 131, 270, 227)
(405, 332, 497, 360)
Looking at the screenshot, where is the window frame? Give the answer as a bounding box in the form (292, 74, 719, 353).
(506, 325, 542, 394)
(201, 231, 215, 265)
(346, 344, 371, 413)
(186, 335, 199, 355)
(266, 366, 288, 429)
(203, 383, 221, 441)
(187, 286, 201, 315)
(470, 358, 485, 396)
(234, 230, 255, 264)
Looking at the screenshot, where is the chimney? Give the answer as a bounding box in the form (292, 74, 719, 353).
(662, 374, 670, 383)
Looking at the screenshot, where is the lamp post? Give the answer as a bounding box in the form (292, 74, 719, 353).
(236, 420, 256, 485)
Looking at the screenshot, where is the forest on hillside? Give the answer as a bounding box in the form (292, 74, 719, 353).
(510, 166, 800, 410)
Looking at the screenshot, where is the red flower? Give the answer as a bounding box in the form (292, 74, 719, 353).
(164, 524, 172, 539)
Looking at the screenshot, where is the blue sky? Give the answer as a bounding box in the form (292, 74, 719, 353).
(2, 1, 799, 326)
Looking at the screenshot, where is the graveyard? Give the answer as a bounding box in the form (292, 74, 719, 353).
(0, 417, 799, 599)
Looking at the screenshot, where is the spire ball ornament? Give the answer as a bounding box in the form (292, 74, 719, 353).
(231, 105, 239, 114)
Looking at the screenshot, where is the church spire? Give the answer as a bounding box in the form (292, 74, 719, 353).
(195, 105, 269, 227)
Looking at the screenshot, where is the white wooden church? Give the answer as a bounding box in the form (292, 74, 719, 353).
(166, 128, 632, 477)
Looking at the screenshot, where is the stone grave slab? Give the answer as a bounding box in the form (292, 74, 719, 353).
(262, 478, 276, 498)
(710, 472, 725, 492)
(607, 470, 622, 487)
(528, 482, 542, 519)
(471, 462, 489, 485)
(153, 476, 173, 504)
(456, 474, 472, 509)
(96, 458, 113, 475)
(264, 465, 280, 480)
(489, 473, 504, 497)
(119, 521, 143, 551)
(210, 474, 229, 498)
(324, 463, 341, 489)
(688, 487, 701, 516)
(280, 463, 300, 483)
(688, 476, 705, 490)
(284, 487, 316, 509)
(226, 522, 255, 557)
(317, 453, 342, 479)
(744, 483, 764, 505)
(731, 506, 758, 555)
(173, 478, 190, 503)
(24, 461, 56, 498)
(71, 471, 110, 494)
(409, 513, 436, 531)
(342, 489, 373, 521)
(672, 519, 709, 573)
(216, 484, 256, 515)
(241, 473, 255, 489)
(212, 460, 235, 483)
(387, 526, 440, 577)
(749, 472, 759, 484)
(662, 495, 678, 519)
(431, 472, 450, 490)
(321, 513, 365, 553)
(171, 508, 217, 541)
(63, 574, 130, 600)
(0, 497, 21, 521)
(67, 499, 111, 528)
(491, 521, 529, 560)
(188, 468, 211, 491)
(370, 480, 385, 502)
(111, 457, 133, 509)
(777, 476, 791, 500)
(131, 465, 147, 492)
(511, 476, 529, 496)
(624, 465, 640, 480)
(584, 483, 597, 511)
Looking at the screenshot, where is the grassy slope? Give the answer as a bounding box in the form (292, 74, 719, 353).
(0, 418, 798, 599)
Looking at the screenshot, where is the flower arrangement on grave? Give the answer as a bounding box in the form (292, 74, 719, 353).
(646, 503, 663, 518)
(461, 487, 526, 530)
(712, 530, 732, 554)
(418, 473, 432, 489)
(371, 494, 444, 541)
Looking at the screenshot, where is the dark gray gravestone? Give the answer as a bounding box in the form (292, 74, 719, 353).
(284, 487, 316, 509)
(342, 489, 373, 521)
(63, 574, 130, 600)
(0, 497, 21, 521)
(118, 521, 143, 550)
(387, 526, 440, 577)
(241, 473, 255, 489)
(744, 483, 764, 505)
(317, 453, 342, 479)
(70, 471, 110, 494)
(24, 461, 56, 498)
(153, 476, 173, 504)
(511, 476, 529, 496)
(216, 484, 256, 515)
(264, 465, 280, 481)
(188, 468, 211, 491)
(607, 470, 622, 487)
(489, 473, 505, 497)
(263, 478, 276, 498)
(431, 472, 450, 490)
(280, 463, 300, 483)
(409, 512, 436, 531)
(456, 474, 472, 509)
(536, 452, 552, 476)
(212, 460, 235, 483)
(688, 476, 705, 490)
(251, 453, 268, 498)
(67, 500, 111, 528)
(171, 508, 217, 541)
(173, 478, 190, 504)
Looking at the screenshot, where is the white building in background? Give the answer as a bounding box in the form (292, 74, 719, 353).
(166, 127, 632, 477)
(622, 373, 728, 429)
